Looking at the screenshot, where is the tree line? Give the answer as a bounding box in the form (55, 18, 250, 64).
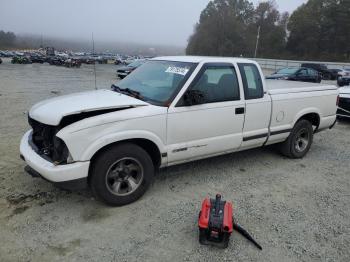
(0, 30, 16, 49)
(0, 30, 37, 49)
(186, 0, 350, 62)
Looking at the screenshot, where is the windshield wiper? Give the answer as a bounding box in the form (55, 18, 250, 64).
(111, 84, 143, 100)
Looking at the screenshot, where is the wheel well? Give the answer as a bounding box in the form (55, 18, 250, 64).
(90, 139, 162, 170)
(298, 113, 320, 129)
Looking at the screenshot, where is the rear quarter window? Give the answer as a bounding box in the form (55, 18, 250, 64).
(238, 63, 264, 100)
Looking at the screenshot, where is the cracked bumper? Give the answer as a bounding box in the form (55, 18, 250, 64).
(20, 130, 90, 183)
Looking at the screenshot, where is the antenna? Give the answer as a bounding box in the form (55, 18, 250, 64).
(92, 32, 97, 90)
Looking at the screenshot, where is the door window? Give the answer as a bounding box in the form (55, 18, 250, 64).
(238, 64, 264, 100)
(179, 64, 240, 105)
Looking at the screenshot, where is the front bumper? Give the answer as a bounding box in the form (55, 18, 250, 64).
(20, 130, 90, 183)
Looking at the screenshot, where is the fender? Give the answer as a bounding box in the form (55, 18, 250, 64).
(78, 130, 166, 161)
(292, 107, 321, 127)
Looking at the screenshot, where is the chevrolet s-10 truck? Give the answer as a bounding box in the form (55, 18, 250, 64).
(20, 56, 338, 205)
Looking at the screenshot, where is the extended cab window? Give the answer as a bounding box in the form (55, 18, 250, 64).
(238, 63, 264, 100)
(179, 64, 240, 105)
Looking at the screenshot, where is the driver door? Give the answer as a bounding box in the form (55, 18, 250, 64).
(166, 63, 245, 164)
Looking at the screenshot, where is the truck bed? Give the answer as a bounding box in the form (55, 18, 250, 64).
(266, 80, 337, 95)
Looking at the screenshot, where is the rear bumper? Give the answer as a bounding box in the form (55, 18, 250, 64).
(20, 130, 90, 183)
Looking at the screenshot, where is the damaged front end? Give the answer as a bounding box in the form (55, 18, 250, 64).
(28, 117, 71, 165)
(28, 107, 132, 165)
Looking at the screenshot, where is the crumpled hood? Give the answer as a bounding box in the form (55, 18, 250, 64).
(29, 89, 148, 125)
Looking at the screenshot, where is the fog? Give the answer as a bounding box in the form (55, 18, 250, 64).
(0, 0, 306, 47)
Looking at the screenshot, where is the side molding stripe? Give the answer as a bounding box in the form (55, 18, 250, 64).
(243, 129, 291, 142)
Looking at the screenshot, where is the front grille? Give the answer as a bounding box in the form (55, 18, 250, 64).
(28, 117, 57, 159)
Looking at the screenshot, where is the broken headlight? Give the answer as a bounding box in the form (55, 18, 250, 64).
(52, 136, 73, 165)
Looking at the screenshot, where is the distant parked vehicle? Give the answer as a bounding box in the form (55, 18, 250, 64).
(301, 63, 337, 80)
(64, 59, 82, 68)
(266, 67, 321, 83)
(47, 56, 65, 66)
(116, 59, 146, 79)
(79, 57, 95, 64)
(1, 51, 14, 57)
(30, 55, 45, 64)
(11, 56, 32, 64)
(114, 58, 123, 65)
(0, 58, 2, 64)
(337, 68, 350, 87)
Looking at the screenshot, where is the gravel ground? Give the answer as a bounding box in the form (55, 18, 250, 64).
(0, 58, 349, 262)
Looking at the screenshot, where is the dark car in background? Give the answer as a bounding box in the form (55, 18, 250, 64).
(266, 67, 322, 83)
(301, 63, 337, 80)
(47, 56, 65, 66)
(116, 59, 146, 79)
(0, 58, 2, 64)
(30, 55, 45, 64)
(337, 68, 350, 87)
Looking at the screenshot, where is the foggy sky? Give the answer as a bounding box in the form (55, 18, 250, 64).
(0, 0, 307, 47)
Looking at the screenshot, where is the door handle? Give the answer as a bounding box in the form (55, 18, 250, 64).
(235, 107, 245, 115)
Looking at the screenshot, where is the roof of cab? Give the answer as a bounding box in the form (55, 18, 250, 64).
(152, 56, 256, 64)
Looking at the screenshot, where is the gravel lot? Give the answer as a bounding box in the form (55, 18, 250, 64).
(0, 58, 349, 262)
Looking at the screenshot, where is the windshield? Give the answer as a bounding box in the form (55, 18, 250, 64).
(276, 68, 299, 75)
(117, 60, 196, 106)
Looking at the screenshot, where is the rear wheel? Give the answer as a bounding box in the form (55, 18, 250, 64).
(90, 143, 154, 206)
(280, 120, 314, 159)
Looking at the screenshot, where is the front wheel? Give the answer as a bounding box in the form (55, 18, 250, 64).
(89, 143, 154, 206)
(280, 120, 314, 159)
(338, 79, 344, 87)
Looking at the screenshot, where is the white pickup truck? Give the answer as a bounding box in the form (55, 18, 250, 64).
(20, 56, 338, 206)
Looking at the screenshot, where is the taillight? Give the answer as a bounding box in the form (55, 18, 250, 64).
(336, 95, 339, 106)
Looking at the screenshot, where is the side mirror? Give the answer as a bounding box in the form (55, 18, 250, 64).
(183, 90, 205, 106)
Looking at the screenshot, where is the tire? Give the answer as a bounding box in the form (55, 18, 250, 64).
(338, 79, 344, 87)
(280, 120, 314, 159)
(89, 143, 154, 206)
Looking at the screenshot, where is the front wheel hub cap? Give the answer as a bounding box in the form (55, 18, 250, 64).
(105, 157, 144, 196)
